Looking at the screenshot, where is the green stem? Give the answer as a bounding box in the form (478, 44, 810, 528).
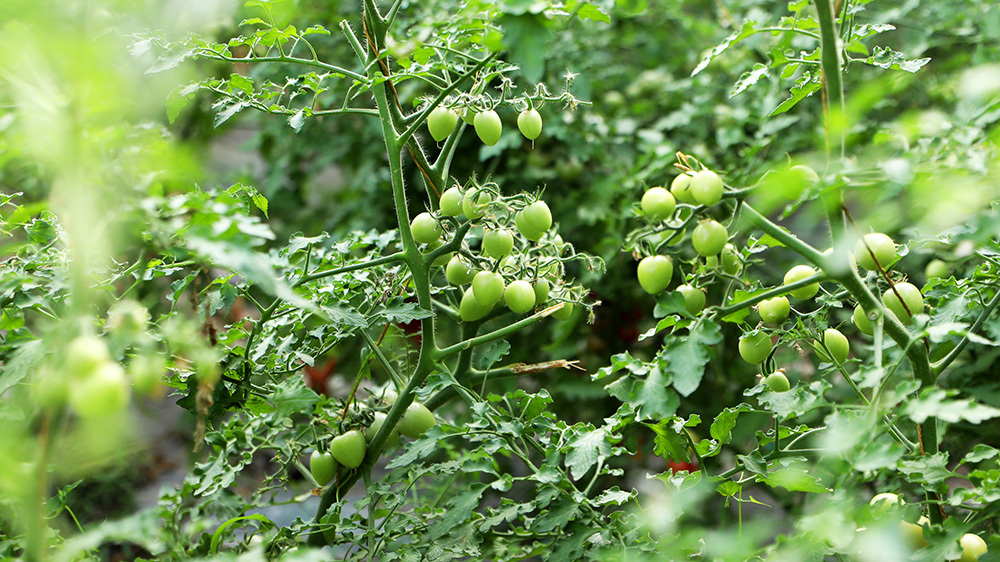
(713, 272, 825, 317)
(434, 304, 562, 360)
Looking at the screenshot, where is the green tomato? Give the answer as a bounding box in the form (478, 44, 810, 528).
(446, 256, 476, 285)
(852, 304, 874, 336)
(636, 255, 673, 294)
(790, 164, 820, 188)
(551, 301, 574, 321)
(365, 412, 399, 448)
(32, 367, 69, 409)
(522, 201, 552, 233)
(739, 331, 772, 365)
(462, 190, 492, 220)
(515, 211, 545, 242)
(854, 233, 896, 271)
(822, 328, 850, 364)
(427, 106, 458, 142)
(671, 173, 696, 204)
(764, 370, 790, 392)
(641, 187, 676, 221)
(474, 109, 502, 146)
(899, 519, 929, 550)
(783, 265, 820, 300)
(65, 335, 111, 379)
(533, 279, 550, 304)
(676, 285, 706, 315)
(472, 270, 505, 307)
(461, 106, 477, 125)
(129, 353, 166, 397)
(690, 169, 723, 206)
(882, 282, 923, 323)
(440, 187, 464, 216)
(482, 229, 514, 259)
(460, 287, 492, 322)
(310, 450, 338, 486)
(959, 533, 988, 562)
(720, 243, 741, 275)
(692, 220, 728, 256)
(399, 402, 437, 438)
(410, 212, 441, 244)
(516, 108, 543, 140)
(868, 492, 902, 517)
(504, 280, 536, 313)
(758, 296, 790, 324)
(329, 429, 366, 469)
(925, 259, 949, 280)
(69, 362, 129, 418)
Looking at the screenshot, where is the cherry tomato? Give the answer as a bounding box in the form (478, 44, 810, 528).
(533, 279, 550, 304)
(925, 259, 948, 280)
(446, 256, 476, 285)
(671, 173, 696, 204)
(310, 450, 337, 486)
(720, 243, 741, 275)
(676, 284, 706, 315)
(899, 517, 929, 549)
(522, 201, 552, 233)
(667, 460, 699, 474)
(399, 402, 437, 438)
(854, 233, 896, 270)
(462, 190, 492, 220)
(552, 301, 574, 321)
(427, 106, 458, 142)
(472, 271, 505, 307)
(692, 220, 727, 256)
(474, 109, 502, 145)
(461, 107, 477, 125)
(758, 296, 790, 324)
(641, 187, 676, 221)
(690, 169, 723, 206)
(959, 533, 988, 562)
(636, 255, 673, 294)
(739, 331, 772, 364)
(822, 328, 850, 364)
(882, 282, 923, 323)
(440, 187, 464, 217)
(460, 287, 492, 322)
(869, 493, 902, 517)
(517, 108, 542, 140)
(515, 211, 544, 242)
(410, 212, 441, 244)
(783, 265, 820, 299)
(853, 304, 874, 336)
(365, 411, 399, 448)
(69, 362, 129, 418)
(790, 164, 819, 187)
(65, 335, 111, 379)
(482, 229, 514, 259)
(330, 429, 366, 469)
(764, 370, 790, 392)
(504, 280, 536, 313)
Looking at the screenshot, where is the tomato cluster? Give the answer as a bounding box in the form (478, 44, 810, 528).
(426, 101, 545, 146)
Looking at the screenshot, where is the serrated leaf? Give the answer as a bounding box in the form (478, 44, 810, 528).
(770, 73, 822, 116)
(731, 63, 769, 97)
(664, 320, 722, 396)
(904, 388, 1000, 424)
(594, 487, 633, 506)
(764, 466, 830, 493)
(898, 453, 954, 485)
(0, 339, 44, 394)
(692, 20, 759, 76)
(377, 302, 434, 324)
(565, 427, 611, 480)
(863, 46, 930, 73)
(426, 484, 488, 540)
(710, 404, 754, 444)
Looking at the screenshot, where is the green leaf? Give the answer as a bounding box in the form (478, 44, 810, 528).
(0, 339, 43, 394)
(731, 63, 769, 97)
(862, 46, 930, 73)
(904, 388, 1000, 424)
(664, 320, 722, 396)
(962, 445, 999, 464)
(426, 484, 488, 540)
(565, 426, 611, 480)
(710, 404, 754, 444)
(270, 378, 318, 418)
(692, 20, 759, 76)
(763, 465, 830, 493)
(649, 417, 691, 462)
(898, 453, 955, 486)
(499, 14, 551, 83)
(770, 73, 822, 116)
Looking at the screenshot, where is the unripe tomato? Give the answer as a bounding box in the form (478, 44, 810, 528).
(883, 282, 923, 323)
(462, 190, 492, 220)
(107, 300, 149, 338)
(365, 411, 399, 448)
(758, 296, 790, 324)
(427, 106, 458, 142)
(925, 259, 949, 280)
(641, 187, 676, 221)
(853, 304, 875, 335)
(399, 402, 437, 438)
(551, 301, 574, 321)
(129, 353, 167, 397)
(690, 169, 724, 206)
(899, 517, 929, 549)
(783, 265, 820, 299)
(854, 233, 896, 270)
(515, 211, 544, 242)
(516, 108, 542, 140)
(460, 287, 492, 321)
(472, 271, 505, 307)
(482, 229, 514, 259)
(720, 243, 741, 275)
(504, 280, 536, 313)
(522, 201, 552, 233)
(32, 367, 69, 409)
(309, 450, 337, 486)
(959, 533, 988, 561)
(440, 187, 464, 216)
(330, 430, 366, 469)
(790, 164, 820, 188)
(533, 279, 550, 304)
(739, 331, 772, 364)
(446, 256, 476, 285)
(461, 107, 477, 125)
(869, 492, 902, 517)
(764, 370, 790, 392)
(410, 212, 442, 244)
(636, 255, 673, 294)
(69, 362, 129, 418)
(692, 220, 728, 256)
(65, 335, 112, 379)
(822, 328, 850, 364)
(671, 173, 696, 204)
(676, 285, 706, 315)
(474, 109, 502, 146)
